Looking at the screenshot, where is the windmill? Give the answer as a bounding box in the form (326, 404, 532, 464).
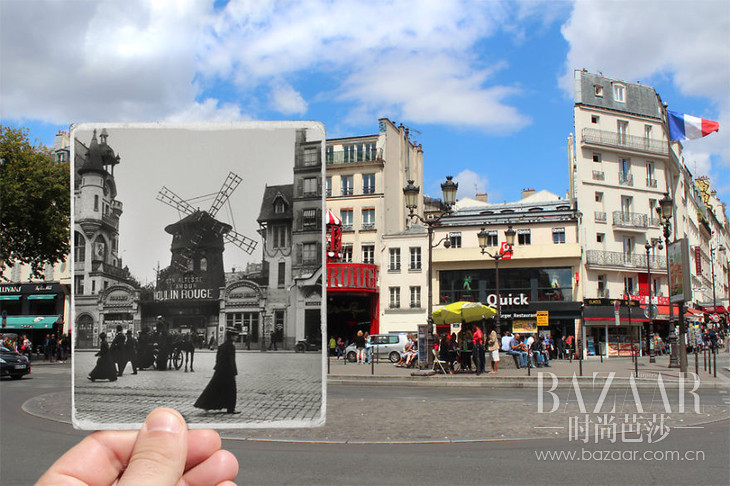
(156, 172, 258, 281)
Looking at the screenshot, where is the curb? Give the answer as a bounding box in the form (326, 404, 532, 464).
(326, 374, 730, 389)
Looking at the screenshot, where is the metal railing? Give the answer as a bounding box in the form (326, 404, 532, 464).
(586, 249, 666, 269)
(592, 170, 605, 181)
(582, 128, 668, 155)
(613, 211, 648, 228)
(326, 149, 380, 165)
(595, 211, 607, 223)
(618, 172, 633, 186)
(646, 178, 658, 188)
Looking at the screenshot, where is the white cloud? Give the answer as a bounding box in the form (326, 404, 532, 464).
(164, 98, 250, 122)
(454, 169, 489, 199)
(269, 81, 307, 115)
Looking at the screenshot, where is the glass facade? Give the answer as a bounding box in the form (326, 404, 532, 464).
(439, 267, 573, 305)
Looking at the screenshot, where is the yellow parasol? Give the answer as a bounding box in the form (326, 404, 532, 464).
(432, 301, 497, 325)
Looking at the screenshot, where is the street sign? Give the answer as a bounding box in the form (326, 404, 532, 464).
(536, 311, 549, 326)
(710, 313, 720, 323)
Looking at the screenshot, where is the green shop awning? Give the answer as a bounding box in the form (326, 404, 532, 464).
(0, 295, 21, 301)
(27, 294, 57, 300)
(1, 315, 60, 329)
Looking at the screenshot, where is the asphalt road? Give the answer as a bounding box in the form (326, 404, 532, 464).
(1, 364, 729, 485)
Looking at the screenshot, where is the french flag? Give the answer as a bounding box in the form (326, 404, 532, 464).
(667, 110, 719, 141)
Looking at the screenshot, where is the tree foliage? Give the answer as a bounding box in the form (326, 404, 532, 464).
(0, 125, 70, 279)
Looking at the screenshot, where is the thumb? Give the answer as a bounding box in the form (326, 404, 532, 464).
(118, 408, 188, 486)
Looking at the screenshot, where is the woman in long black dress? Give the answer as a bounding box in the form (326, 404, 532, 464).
(88, 332, 117, 382)
(194, 331, 238, 413)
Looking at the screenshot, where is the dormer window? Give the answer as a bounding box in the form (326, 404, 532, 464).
(613, 83, 626, 103)
(594, 85, 604, 97)
(274, 199, 286, 214)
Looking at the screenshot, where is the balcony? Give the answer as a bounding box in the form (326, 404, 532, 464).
(592, 170, 605, 181)
(595, 211, 607, 223)
(618, 172, 633, 186)
(596, 288, 609, 298)
(326, 149, 380, 165)
(646, 178, 658, 188)
(586, 250, 666, 270)
(613, 211, 648, 229)
(91, 261, 128, 279)
(582, 128, 668, 156)
(361, 223, 375, 231)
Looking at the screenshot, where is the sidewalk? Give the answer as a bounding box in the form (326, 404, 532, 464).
(327, 353, 730, 389)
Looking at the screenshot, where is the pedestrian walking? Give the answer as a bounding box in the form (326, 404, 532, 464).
(355, 330, 366, 364)
(123, 330, 138, 375)
(88, 333, 117, 382)
(194, 330, 238, 414)
(110, 325, 126, 376)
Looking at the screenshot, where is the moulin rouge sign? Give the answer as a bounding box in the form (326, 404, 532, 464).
(327, 263, 378, 292)
(154, 275, 218, 301)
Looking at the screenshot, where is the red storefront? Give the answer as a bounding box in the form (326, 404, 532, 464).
(326, 263, 380, 339)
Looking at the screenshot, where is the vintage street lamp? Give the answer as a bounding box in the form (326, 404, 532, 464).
(645, 240, 663, 363)
(656, 193, 682, 370)
(403, 176, 458, 365)
(478, 225, 516, 338)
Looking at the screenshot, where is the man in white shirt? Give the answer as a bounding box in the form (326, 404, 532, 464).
(501, 331, 512, 352)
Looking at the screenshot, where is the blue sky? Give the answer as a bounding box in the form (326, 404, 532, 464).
(2, 0, 728, 204)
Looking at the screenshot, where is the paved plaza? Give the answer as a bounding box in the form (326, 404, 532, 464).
(72, 350, 323, 428)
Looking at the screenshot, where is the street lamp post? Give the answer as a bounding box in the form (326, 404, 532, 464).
(645, 240, 663, 363)
(477, 225, 516, 338)
(657, 194, 682, 370)
(710, 242, 726, 330)
(403, 177, 458, 365)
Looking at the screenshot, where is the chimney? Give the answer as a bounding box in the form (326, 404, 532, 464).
(521, 188, 535, 199)
(475, 193, 488, 203)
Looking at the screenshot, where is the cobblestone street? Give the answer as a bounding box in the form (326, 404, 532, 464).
(73, 350, 323, 428)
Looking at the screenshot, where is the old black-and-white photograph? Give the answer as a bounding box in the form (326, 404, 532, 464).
(71, 122, 326, 429)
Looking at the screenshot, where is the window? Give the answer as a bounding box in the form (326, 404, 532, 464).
(619, 158, 632, 184)
(621, 196, 632, 217)
(389, 287, 401, 308)
(623, 277, 634, 296)
(341, 175, 353, 195)
(74, 231, 86, 263)
(325, 177, 332, 197)
(272, 224, 287, 248)
(200, 257, 207, 272)
(389, 248, 401, 271)
(410, 286, 421, 308)
(597, 275, 607, 297)
(646, 161, 656, 187)
(596, 233, 605, 243)
(91, 280, 96, 294)
(485, 231, 498, 247)
(362, 173, 375, 194)
(278, 261, 286, 288)
(94, 195, 99, 212)
(644, 124, 652, 141)
(302, 209, 318, 230)
(449, 232, 462, 248)
(591, 115, 600, 124)
(617, 120, 629, 144)
(517, 229, 531, 245)
(303, 148, 319, 166)
(613, 83, 625, 103)
(409, 247, 422, 270)
(228, 312, 259, 343)
(595, 192, 603, 203)
(341, 243, 353, 263)
(362, 244, 375, 265)
(340, 209, 353, 230)
(303, 177, 318, 196)
(302, 242, 318, 263)
(343, 144, 355, 163)
(274, 198, 286, 214)
(361, 208, 375, 229)
(74, 276, 84, 295)
(594, 85, 603, 97)
(552, 227, 566, 244)
(592, 153, 602, 163)
(623, 237, 634, 262)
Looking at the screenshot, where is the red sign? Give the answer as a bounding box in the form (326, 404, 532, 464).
(499, 242, 513, 260)
(694, 247, 702, 274)
(327, 263, 379, 292)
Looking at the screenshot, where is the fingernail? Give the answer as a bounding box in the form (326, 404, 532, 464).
(146, 410, 183, 434)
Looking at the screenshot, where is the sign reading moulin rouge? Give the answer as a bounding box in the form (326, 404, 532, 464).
(327, 263, 378, 292)
(155, 275, 218, 301)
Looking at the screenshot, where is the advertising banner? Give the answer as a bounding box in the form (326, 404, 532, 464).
(669, 238, 692, 304)
(513, 320, 537, 334)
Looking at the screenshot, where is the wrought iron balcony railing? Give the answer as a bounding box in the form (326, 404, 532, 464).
(582, 128, 668, 156)
(592, 170, 605, 181)
(646, 178, 658, 188)
(595, 211, 607, 223)
(326, 149, 380, 165)
(586, 249, 666, 270)
(618, 172, 633, 186)
(613, 211, 647, 228)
